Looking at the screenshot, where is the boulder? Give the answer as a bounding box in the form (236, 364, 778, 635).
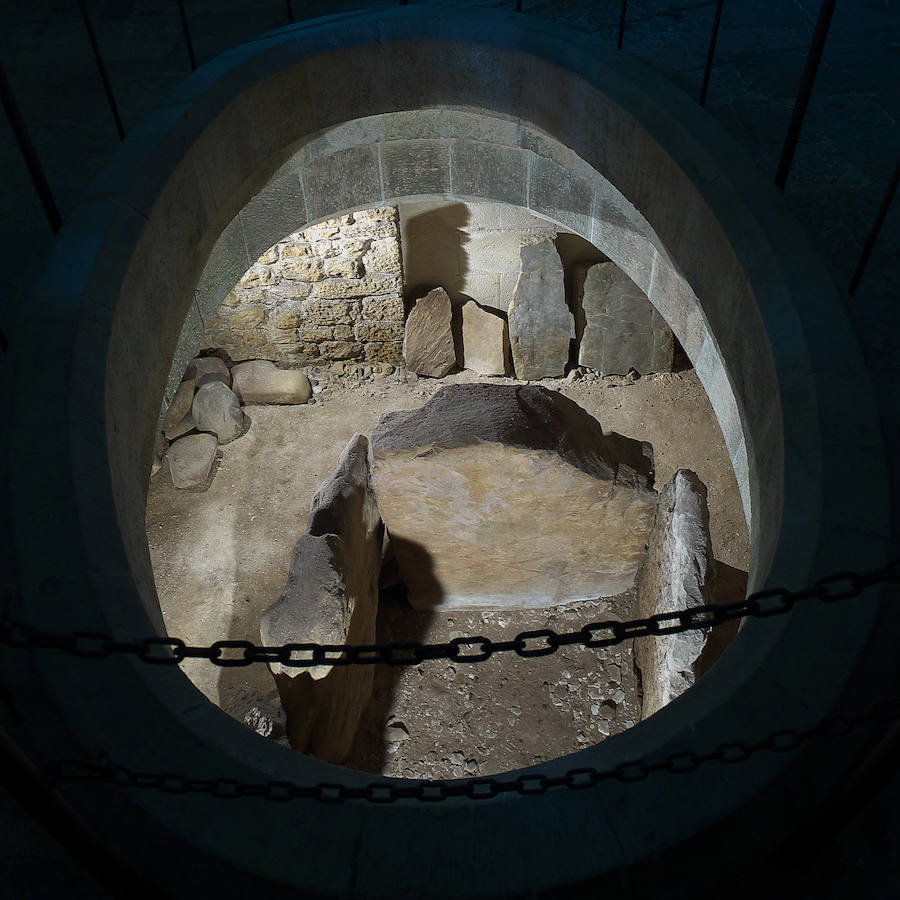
(634, 469, 715, 719)
(461, 300, 510, 376)
(186, 355, 232, 389)
(163, 411, 196, 442)
(191, 381, 243, 444)
(402, 287, 456, 377)
(162, 378, 196, 433)
(167, 433, 218, 489)
(261, 434, 383, 763)
(231, 359, 311, 404)
(574, 262, 673, 375)
(507, 240, 571, 380)
(368, 383, 656, 610)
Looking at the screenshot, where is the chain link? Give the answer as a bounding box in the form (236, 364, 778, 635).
(3, 559, 897, 668)
(44, 693, 900, 804)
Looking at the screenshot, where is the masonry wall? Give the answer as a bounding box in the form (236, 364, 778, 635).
(202, 206, 404, 368)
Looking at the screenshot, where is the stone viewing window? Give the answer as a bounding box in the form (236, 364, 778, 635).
(146, 200, 750, 780)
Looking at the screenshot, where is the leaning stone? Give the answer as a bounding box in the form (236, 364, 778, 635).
(634, 469, 715, 719)
(162, 378, 195, 432)
(508, 240, 571, 380)
(461, 300, 509, 376)
(167, 433, 218, 489)
(185, 355, 232, 389)
(191, 381, 243, 444)
(261, 435, 383, 763)
(575, 262, 674, 375)
(368, 384, 656, 610)
(164, 410, 196, 441)
(402, 287, 456, 377)
(231, 360, 311, 404)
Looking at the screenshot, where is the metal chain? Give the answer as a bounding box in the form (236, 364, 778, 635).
(44, 694, 900, 804)
(2, 560, 897, 668)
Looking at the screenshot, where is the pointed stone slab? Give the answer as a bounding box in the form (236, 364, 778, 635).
(461, 300, 510, 376)
(369, 384, 656, 610)
(403, 287, 456, 377)
(260, 434, 383, 763)
(508, 239, 571, 380)
(634, 469, 715, 719)
(575, 261, 674, 375)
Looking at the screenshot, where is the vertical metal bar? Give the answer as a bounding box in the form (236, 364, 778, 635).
(617, 0, 628, 50)
(699, 0, 725, 107)
(849, 158, 899, 296)
(285, 0, 293, 23)
(0, 63, 62, 234)
(775, 0, 836, 190)
(176, 0, 197, 72)
(77, 0, 125, 139)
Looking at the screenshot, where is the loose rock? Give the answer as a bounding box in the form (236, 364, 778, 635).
(231, 359, 311, 404)
(162, 378, 196, 433)
(186, 355, 232, 389)
(461, 300, 510, 376)
(167, 433, 218, 489)
(402, 287, 456, 377)
(191, 381, 243, 444)
(507, 240, 571, 380)
(368, 383, 656, 610)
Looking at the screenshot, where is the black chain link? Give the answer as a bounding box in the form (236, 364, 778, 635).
(2, 559, 897, 668)
(43, 694, 900, 804)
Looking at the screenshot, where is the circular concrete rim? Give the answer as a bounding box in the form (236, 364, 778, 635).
(5, 5, 891, 899)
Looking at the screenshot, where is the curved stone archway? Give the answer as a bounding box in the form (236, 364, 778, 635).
(5, 5, 890, 898)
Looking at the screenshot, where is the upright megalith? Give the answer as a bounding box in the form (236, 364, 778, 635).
(368, 383, 656, 610)
(574, 262, 673, 375)
(260, 434, 383, 762)
(461, 300, 510, 376)
(507, 239, 571, 380)
(634, 469, 715, 719)
(403, 287, 456, 377)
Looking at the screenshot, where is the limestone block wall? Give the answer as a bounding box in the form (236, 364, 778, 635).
(202, 206, 404, 368)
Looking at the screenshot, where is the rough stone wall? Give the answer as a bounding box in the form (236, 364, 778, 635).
(202, 206, 404, 368)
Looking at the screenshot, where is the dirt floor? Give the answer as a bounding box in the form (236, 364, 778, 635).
(145, 365, 750, 776)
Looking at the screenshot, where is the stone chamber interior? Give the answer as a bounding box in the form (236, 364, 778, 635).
(147, 196, 751, 778)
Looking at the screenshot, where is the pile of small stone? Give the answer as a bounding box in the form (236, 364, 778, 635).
(157, 355, 312, 489)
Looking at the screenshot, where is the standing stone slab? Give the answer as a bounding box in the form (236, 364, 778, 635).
(634, 469, 715, 719)
(260, 435, 383, 763)
(191, 381, 243, 444)
(575, 261, 673, 375)
(167, 433, 217, 489)
(369, 384, 656, 610)
(507, 239, 571, 379)
(403, 287, 456, 377)
(461, 300, 510, 376)
(231, 359, 311, 404)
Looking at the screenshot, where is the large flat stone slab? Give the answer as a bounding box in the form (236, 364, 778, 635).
(260, 434, 383, 762)
(231, 359, 311, 404)
(368, 384, 656, 610)
(634, 468, 715, 719)
(461, 300, 509, 376)
(575, 261, 673, 375)
(507, 239, 571, 380)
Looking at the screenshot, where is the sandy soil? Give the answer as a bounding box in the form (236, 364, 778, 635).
(145, 366, 749, 775)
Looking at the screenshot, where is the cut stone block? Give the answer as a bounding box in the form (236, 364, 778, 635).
(575, 262, 674, 375)
(167, 433, 217, 490)
(634, 469, 715, 719)
(368, 384, 656, 610)
(231, 359, 311, 404)
(507, 239, 571, 379)
(261, 435, 383, 762)
(191, 381, 243, 444)
(403, 287, 456, 377)
(461, 300, 510, 376)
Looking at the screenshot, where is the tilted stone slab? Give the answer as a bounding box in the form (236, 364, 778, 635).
(575, 261, 673, 375)
(634, 469, 715, 719)
(403, 286, 456, 377)
(461, 300, 510, 376)
(260, 434, 383, 762)
(508, 239, 571, 380)
(368, 384, 656, 610)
